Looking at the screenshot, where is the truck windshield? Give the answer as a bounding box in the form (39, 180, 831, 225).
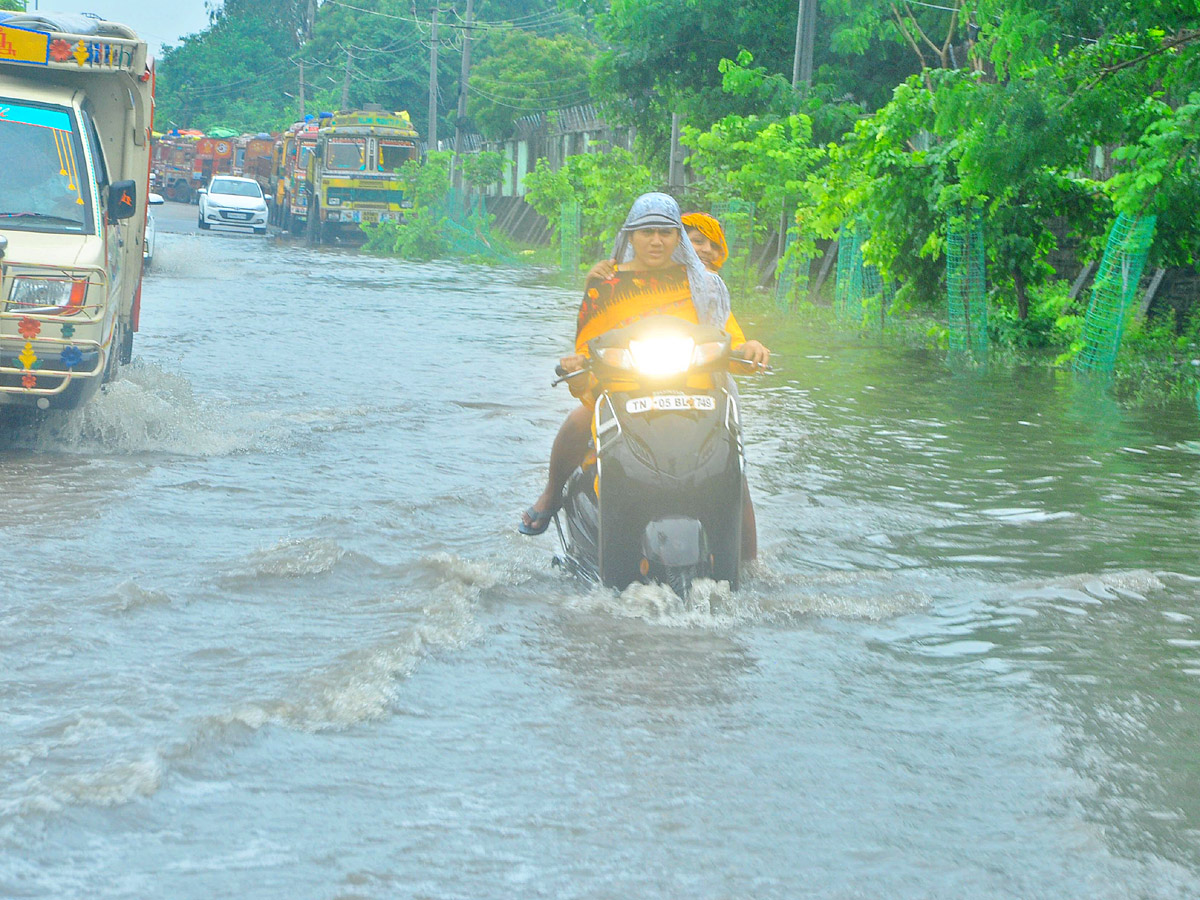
(0, 100, 93, 234)
(209, 179, 262, 197)
(296, 143, 314, 173)
(379, 141, 416, 173)
(327, 140, 365, 170)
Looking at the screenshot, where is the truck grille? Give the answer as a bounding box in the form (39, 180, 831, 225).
(326, 187, 406, 206)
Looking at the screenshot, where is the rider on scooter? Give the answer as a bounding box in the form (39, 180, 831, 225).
(520, 193, 770, 558)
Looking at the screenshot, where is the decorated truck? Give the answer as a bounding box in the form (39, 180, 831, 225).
(0, 11, 153, 410)
(273, 119, 319, 234)
(306, 109, 420, 243)
(151, 133, 192, 201)
(235, 132, 276, 192)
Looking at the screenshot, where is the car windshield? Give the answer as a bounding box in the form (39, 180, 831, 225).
(379, 141, 416, 173)
(327, 140, 365, 170)
(209, 179, 262, 198)
(0, 100, 93, 234)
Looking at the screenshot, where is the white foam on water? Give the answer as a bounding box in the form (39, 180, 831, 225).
(2, 553, 492, 820)
(4, 753, 163, 817)
(233, 537, 349, 579)
(0, 714, 110, 770)
(562, 562, 930, 629)
(187, 558, 486, 738)
(30, 360, 289, 457)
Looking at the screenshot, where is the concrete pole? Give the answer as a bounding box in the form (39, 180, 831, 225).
(791, 0, 814, 89)
(668, 112, 682, 188)
(340, 48, 352, 112)
(428, 7, 439, 150)
(801, 0, 816, 85)
(453, 0, 475, 194)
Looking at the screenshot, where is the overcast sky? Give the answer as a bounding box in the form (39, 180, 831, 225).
(27, 1, 216, 57)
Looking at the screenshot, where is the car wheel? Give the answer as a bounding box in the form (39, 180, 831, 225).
(198, 212, 210, 230)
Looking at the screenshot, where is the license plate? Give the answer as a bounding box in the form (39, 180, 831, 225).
(626, 394, 716, 415)
(228, 212, 251, 220)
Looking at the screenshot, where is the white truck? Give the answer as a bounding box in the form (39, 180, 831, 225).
(0, 11, 153, 410)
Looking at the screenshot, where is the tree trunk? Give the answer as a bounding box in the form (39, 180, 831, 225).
(1014, 269, 1029, 320)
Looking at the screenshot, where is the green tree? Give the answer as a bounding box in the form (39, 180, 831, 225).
(524, 147, 655, 256)
(155, 0, 309, 132)
(467, 28, 594, 140)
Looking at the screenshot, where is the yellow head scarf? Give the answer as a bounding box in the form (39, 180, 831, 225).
(681, 212, 729, 270)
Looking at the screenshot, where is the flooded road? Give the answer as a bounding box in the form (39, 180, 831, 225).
(2, 201, 1199, 898)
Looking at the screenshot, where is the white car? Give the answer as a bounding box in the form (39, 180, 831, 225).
(198, 176, 269, 234)
(144, 191, 164, 267)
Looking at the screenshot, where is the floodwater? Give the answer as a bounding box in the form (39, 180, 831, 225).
(2, 204, 1199, 898)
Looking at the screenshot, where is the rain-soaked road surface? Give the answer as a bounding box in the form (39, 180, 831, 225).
(2, 201, 1199, 898)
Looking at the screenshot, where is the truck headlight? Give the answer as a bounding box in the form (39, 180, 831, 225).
(628, 335, 695, 377)
(8, 278, 88, 315)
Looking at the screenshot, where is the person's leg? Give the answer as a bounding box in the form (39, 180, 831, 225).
(741, 476, 757, 562)
(521, 403, 592, 531)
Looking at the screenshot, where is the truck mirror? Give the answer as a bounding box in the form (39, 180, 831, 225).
(108, 180, 138, 220)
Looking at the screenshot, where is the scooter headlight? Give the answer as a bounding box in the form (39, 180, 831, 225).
(594, 347, 633, 369)
(628, 335, 695, 377)
(690, 340, 727, 367)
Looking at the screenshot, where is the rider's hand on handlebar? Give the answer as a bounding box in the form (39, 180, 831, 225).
(736, 340, 771, 370)
(559, 353, 587, 374)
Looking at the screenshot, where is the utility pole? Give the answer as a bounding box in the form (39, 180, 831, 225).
(452, 0, 475, 194)
(340, 47, 353, 112)
(791, 0, 815, 89)
(428, 6, 439, 151)
(299, 60, 306, 118)
(801, 0, 816, 85)
(667, 112, 683, 188)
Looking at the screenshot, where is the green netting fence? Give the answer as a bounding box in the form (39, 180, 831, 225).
(946, 208, 988, 360)
(441, 188, 516, 263)
(560, 200, 581, 274)
(835, 223, 891, 330)
(711, 200, 757, 296)
(774, 227, 808, 310)
(1073, 213, 1158, 377)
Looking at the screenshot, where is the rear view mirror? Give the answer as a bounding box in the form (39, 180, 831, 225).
(108, 180, 138, 220)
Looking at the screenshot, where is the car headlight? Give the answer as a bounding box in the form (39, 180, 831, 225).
(628, 335, 696, 377)
(8, 277, 88, 314)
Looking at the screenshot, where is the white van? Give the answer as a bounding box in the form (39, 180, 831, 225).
(0, 12, 153, 410)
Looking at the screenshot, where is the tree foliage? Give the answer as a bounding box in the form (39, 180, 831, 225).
(524, 147, 655, 256)
(467, 28, 594, 140)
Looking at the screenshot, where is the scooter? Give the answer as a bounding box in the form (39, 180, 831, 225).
(552, 315, 758, 597)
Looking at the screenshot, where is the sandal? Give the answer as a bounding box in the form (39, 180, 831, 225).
(518, 504, 557, 536)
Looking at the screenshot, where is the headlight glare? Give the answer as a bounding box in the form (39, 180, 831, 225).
(628, 335, 696, 376)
